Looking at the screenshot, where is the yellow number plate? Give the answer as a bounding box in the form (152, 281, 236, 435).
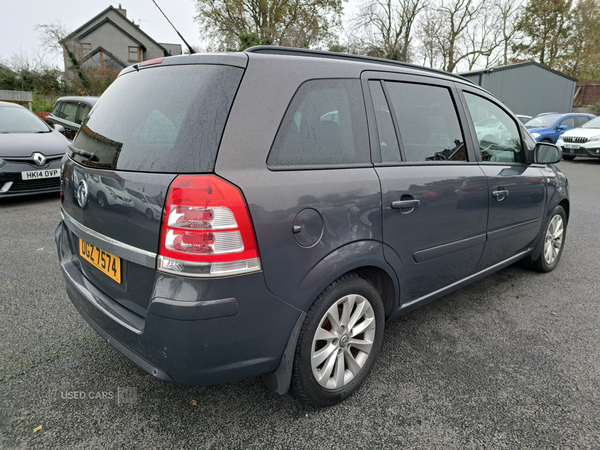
(79, 239, 122, 283)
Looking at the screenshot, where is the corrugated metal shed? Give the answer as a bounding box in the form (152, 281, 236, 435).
(460, 62, 577, 117)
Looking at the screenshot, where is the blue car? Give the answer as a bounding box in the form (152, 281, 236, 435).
(525, 113, 596, 143)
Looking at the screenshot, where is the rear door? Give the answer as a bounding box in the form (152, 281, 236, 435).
(363, 72, 489, 304)
(458, 88, 546, 270)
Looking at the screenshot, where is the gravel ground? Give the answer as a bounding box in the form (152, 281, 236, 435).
(1, 159, 599, 449)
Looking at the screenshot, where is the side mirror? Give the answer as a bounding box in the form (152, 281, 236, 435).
(53, 124, 65, 133)
(535, 142, 562, 164)
(558, 125, 568, 131)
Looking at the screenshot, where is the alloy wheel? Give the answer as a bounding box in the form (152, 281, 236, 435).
(310, 294, 376, 390)
(544, 214, 564, 265)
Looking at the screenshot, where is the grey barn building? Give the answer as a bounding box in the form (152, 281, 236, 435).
(460, 62, 577, 117)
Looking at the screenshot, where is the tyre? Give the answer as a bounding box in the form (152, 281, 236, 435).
(145, 208, 154, 220)
(541, 138, 553, 143)
(291, 274, 385, 407)
(527, 205, 566, 272)
(97, 192, 108, 208)
(562, 155, 575, 161)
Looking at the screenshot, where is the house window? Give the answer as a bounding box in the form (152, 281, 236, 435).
(81, 43, 92, 57)
(81, 51, 121, 75)
(129, 46, 141, 61)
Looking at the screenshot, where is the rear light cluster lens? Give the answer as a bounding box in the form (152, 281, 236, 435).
(158, 175, 261, 277)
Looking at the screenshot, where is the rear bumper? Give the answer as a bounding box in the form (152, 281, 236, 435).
(56, 221, 302, 385)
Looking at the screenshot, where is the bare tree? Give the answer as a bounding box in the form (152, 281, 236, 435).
(35, 21, 95, 94)
(461, 1, 502, 70)
(35, 21, 71, 57)
(351, 0, 427, 61)
(417, 0, 519, 72)
(195, 0, 343, 50)
(494, 0, 521, 66)
(460, 0, 520, 70)
(415, 8, 444, 68)
(436, 0, 486, 72)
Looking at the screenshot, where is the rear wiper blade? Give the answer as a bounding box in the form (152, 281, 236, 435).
(68, 144, 99, 162)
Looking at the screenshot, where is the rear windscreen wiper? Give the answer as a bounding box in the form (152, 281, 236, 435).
(68, 144, 99, 162)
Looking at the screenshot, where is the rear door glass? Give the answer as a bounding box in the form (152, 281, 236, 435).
(267, 79, 370, 168)
(71, 64, 244, 173)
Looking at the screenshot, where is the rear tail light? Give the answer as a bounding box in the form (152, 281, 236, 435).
(158, 175, 261, 277)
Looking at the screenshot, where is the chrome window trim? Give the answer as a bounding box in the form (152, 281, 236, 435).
(61, 208, 157, 269)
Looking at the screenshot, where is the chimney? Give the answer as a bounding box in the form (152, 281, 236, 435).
(117, 3, 127, 17)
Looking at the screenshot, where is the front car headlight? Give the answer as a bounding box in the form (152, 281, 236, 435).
(587, 136, 600, 142)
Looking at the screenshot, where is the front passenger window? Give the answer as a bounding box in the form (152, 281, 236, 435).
(464, 93, 522, 163)
(560, 117, 575, 129)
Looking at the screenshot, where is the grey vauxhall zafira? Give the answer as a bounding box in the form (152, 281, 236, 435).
(55, 46, 569, 407)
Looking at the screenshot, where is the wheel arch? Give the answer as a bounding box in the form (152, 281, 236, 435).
(530, 199, 569, 262)
(262, 242, 400, 396)
(295, 240, 400, 317)
(558, 198, 570, 223)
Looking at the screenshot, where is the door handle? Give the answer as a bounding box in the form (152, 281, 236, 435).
(391, 200, 421, 209)
(492, 190, 509, 201)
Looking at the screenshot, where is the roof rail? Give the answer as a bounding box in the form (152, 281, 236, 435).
(245, 46, 475, 85)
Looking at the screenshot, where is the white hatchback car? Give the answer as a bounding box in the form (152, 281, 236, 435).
(557, 116, 600, 160)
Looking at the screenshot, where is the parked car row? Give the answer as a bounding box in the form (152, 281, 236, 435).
(524, 112, 595, 144)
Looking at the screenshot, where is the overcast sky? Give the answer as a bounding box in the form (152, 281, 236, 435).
(0, 0, 359, 68)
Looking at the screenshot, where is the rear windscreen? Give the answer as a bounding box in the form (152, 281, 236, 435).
(70, 64, 244, 173)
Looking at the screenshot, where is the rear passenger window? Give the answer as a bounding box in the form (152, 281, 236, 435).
(385, 82, 466, 162)
(575, 116, 590, 127)
(464, 92, 523, 163)
(267, 79, 369, 168)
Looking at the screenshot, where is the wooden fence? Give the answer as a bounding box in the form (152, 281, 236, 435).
(573, 81, 600, 107)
